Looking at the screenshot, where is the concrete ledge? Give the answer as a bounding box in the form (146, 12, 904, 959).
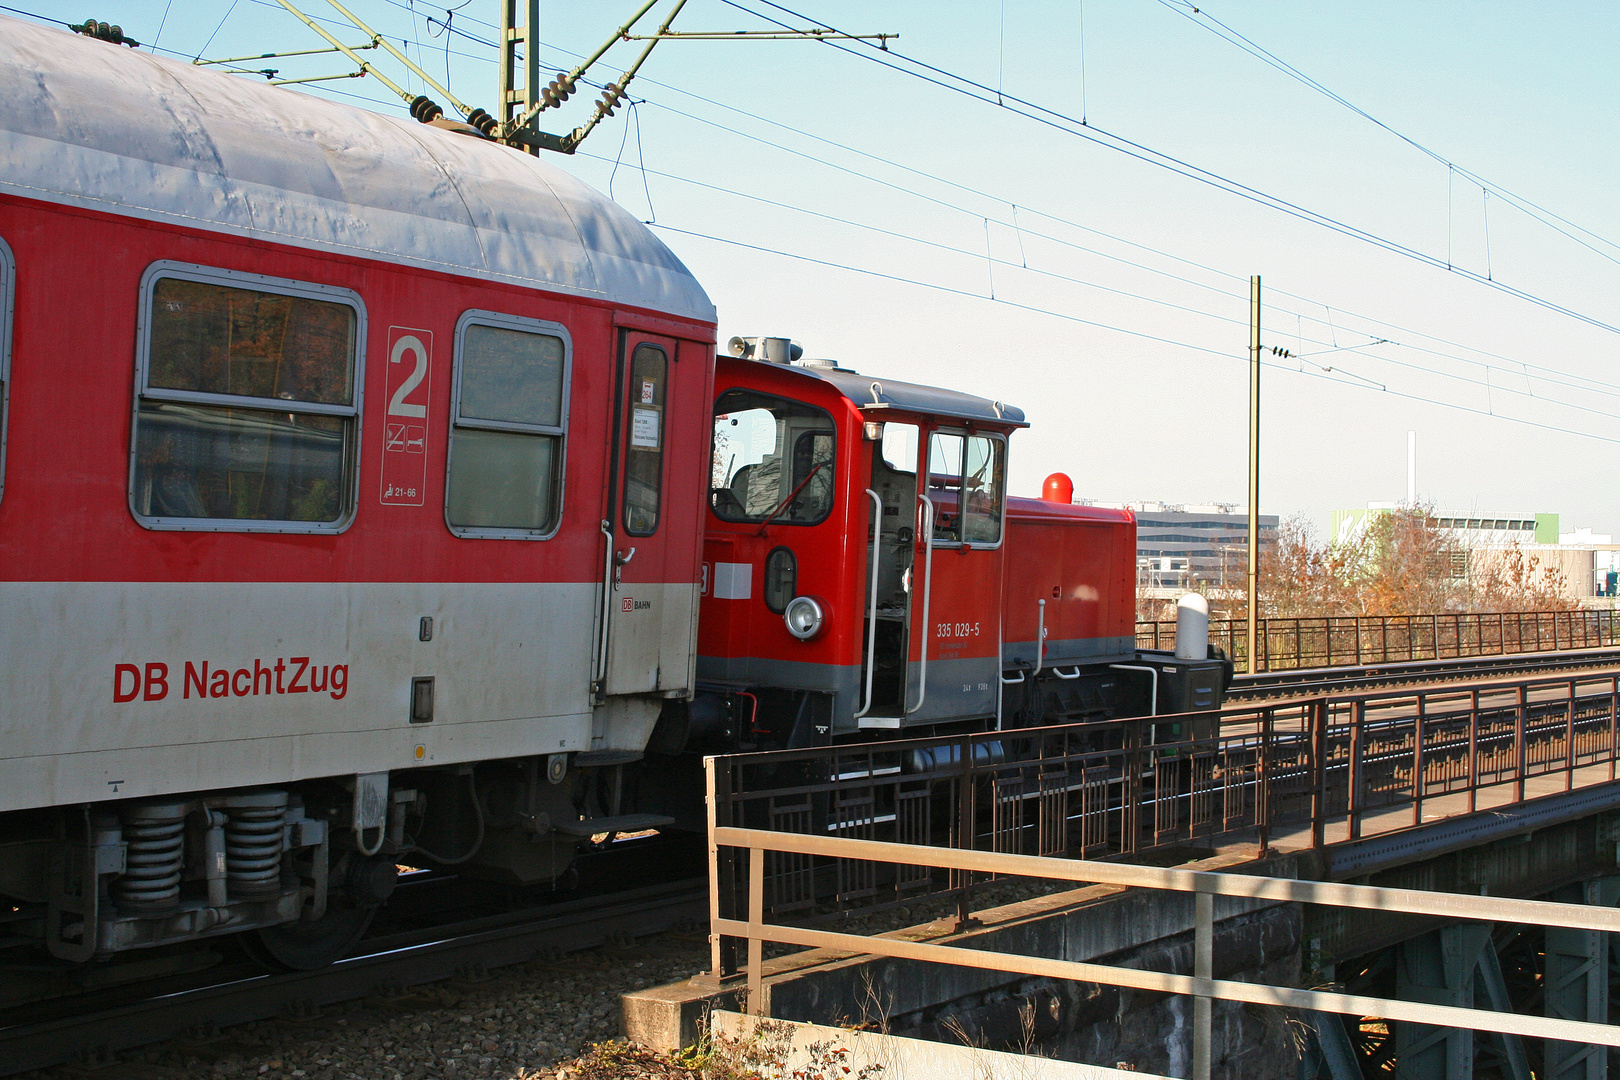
(622, 976, 743, 1052)
(712, 1010, 1171, 1080)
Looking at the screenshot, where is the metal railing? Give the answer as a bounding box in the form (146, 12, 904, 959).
(706, 672, 1620, 928)
(709, 821, 1620, 1080)
(1136, 609, 1620, 672)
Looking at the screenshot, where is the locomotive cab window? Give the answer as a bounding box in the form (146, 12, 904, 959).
(129, 264, 363, 531)
(0, 236, 12, 506)
(710, 389, 835, 526)
(445, 311, 571, 538)
(623, 343, 667, 536)
(927, 429, 1006, 547)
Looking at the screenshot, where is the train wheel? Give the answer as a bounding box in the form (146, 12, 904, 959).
(243, 905, 375, 971)
(244, 853, 397, 970)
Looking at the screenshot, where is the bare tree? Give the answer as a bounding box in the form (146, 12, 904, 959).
(1141, 507, 1586, 624)
(1253, 508, 1582, 617)
(1471, 544, 1583, 613)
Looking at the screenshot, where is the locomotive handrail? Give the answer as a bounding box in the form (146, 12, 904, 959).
(1109, 663, 1159, 716)
(853, 489, 883, 720)
(1034, 598, 1046, 677)
(908, 494, 935, 715)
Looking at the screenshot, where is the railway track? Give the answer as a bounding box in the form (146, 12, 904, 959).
(1227, 646, 1620, 700)
(1, 864, 706, 1076)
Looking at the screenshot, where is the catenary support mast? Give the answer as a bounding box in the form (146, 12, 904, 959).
(1248, 275, 1261, 675)
(500, 1, 540, 155)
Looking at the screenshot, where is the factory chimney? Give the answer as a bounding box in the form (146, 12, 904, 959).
(1406, 431, 1416, 506)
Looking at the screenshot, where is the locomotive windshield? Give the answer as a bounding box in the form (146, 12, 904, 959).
(710, 389, 835, 525)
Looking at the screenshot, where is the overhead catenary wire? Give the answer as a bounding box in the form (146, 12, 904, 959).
(231, 0, 1620, 410)
(562, 35, 1620, 401)
(598, 148, 1620, 430)
(717, 0, 1620, 337)
(1154, 0, 1620, 267)
(63, 0, 1620, 409)
(17, 3, 1619, 436)
(403, 1, 1618, 405)
(652, 222, 1620, 447)
(224, 0, 1620, 405)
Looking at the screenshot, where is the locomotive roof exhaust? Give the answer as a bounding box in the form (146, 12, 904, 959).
(728, 335, 802, 363)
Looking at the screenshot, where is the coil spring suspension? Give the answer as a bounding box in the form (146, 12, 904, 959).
(112, 800, 189, 911)
(223, 791, 288, 897)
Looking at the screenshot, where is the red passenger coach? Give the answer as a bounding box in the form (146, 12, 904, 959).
(0, 15, 715, 966)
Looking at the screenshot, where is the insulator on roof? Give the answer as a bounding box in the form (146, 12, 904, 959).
(541, 73, 575, 108)
(409, 95, 444, 124)
(71, 18, 138, 46)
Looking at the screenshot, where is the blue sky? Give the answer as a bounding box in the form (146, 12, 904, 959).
(16, 1, 1620, 536)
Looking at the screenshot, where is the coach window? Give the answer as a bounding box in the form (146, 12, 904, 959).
(710, 389, 835, 526)
(926, 429, 1005, 547)
(623, 343, 667, 536)
(129, 264, 362, 531)
(0, 237, 12, 506)
(445, 311, 570, 538)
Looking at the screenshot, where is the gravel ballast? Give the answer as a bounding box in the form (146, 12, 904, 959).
(22, 931, 712, 1080)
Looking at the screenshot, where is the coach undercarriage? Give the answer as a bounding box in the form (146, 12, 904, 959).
(1, 751, 692, 971)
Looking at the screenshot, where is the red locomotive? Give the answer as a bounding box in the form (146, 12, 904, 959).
(689, 340, 1216, 751)
(0, 15, 1225, 970)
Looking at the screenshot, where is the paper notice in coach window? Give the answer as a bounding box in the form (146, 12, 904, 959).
(630, 405, 661, 450)
(381, 327, 433, 505)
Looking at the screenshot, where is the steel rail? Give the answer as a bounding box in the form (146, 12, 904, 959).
(0, 879, 706, 1077)
(1228, 646, 1620, 699)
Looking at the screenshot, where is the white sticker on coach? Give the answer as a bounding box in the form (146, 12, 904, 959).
(712, 562, 752, 600)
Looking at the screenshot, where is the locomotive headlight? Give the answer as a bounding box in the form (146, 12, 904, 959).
(783, 595, 827, 640)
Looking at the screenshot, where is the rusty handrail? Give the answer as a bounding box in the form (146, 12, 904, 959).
(707, 669, 1620, 939)
(710, 817, 1620, 1080)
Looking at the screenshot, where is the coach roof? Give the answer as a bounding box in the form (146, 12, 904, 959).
(0, 15, 715, 324)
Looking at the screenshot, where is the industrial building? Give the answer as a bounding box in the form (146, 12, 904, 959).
(1081, 500, 1278, 593)
(1331, 505, 1617, 602)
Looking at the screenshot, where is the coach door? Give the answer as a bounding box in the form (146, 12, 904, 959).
(595, 330, 698, 699)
